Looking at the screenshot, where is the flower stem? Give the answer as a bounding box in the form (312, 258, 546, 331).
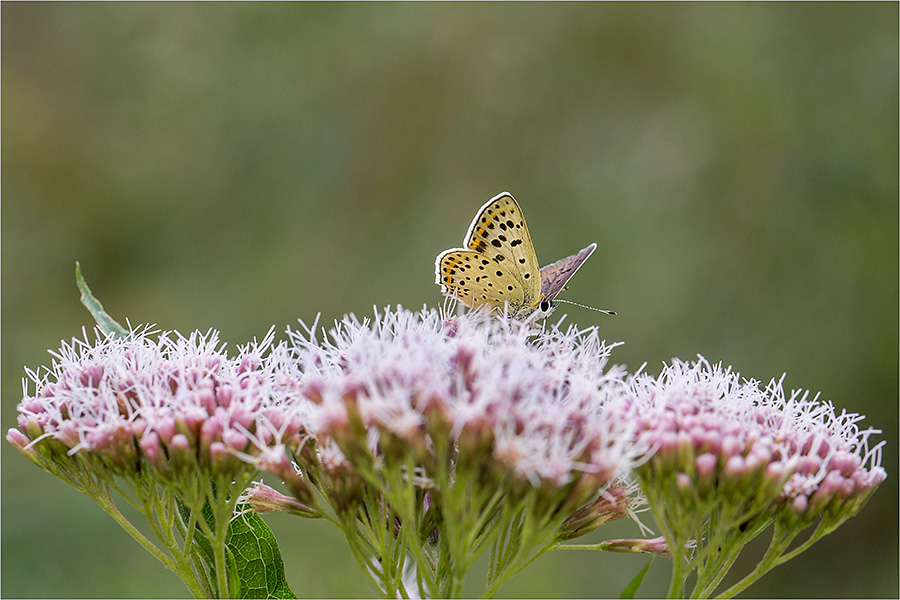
(93, 486, 207, 598)
(713, 526, 796, 599)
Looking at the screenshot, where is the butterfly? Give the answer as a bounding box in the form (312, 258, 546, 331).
(435, 192, 615, 319)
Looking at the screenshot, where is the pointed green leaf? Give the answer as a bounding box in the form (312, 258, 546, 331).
(227, 509, 295, 599)
(179, 496, 295, 599)
(620, 558, 653, 599)
(75, 262, 128, 337)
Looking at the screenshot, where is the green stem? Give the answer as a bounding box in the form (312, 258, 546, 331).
(714, 514, 848, 600)
(713, 528, 796, 599)
(481, 539, 555, 599)
(94, 488, 207, 598)
(345, 533, 386, 594)
(667, 547, 689, 599)
(213, 515, 230, 599)
(555, 542, 606, 550)
(481, 492, 573, 599)
(694, 517, 773, 599)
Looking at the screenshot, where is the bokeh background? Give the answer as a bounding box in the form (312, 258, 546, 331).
(2, 3, 897, 598)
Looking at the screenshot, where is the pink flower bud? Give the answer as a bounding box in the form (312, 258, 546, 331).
(139, 431, 168, 473)
(197, 382, 216, 414)
(6, 428, 33, 451)
(242, 482, 318, 518)
(229, 406, 253, 431)
(168, 433, 193, 471)
(154, 418, 177, 445)
(223, 429, 250, 453)
(829, 451, 861, 477)
(696, 453, 717, 478)
(54, 421, 80, 449)
(200, 417, 224, 448)
(791, 494, 809, 514)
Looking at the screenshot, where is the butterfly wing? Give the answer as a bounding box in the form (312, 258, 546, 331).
(539, 242, 596, 301)
(461, 192, 541, 308)
(435, 249, 528, 312)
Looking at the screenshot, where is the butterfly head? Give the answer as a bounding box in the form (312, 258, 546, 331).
(534, 295, 559, 319)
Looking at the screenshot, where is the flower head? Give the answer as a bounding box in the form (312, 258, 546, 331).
(281, 306, 636, 501)
(8, 325, 292, 487)
(628, 357, 885, 525)
(265, 305, 639, 598)
(624, 356, 886, 597)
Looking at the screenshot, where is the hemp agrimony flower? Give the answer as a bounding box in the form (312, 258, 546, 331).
(245, 305, 640, 598)
(7, 325, 294, 598)
(623, 357, 886, 598)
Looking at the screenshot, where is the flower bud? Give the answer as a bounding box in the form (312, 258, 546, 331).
(598, 535, 670, 556)
(242, 482, 319, 519)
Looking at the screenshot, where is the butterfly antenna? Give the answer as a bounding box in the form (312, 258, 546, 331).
(555, 298, 617, 316)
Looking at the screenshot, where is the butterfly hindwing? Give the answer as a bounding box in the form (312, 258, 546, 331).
(462, 193, 541, 306)
(436, 249, 527, 310)
(539, 243, 597, 301)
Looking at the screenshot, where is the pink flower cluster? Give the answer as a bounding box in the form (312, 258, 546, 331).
(274, 306, 637, 515)
(626, 356, 885, 542)
(8, 326, 300, 485)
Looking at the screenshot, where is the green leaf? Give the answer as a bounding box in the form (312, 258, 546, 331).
(226, 509, 295, 599)
(620, 558, 653, 599)
(75, 262, 128, 337)
(179, 497, 295, 599)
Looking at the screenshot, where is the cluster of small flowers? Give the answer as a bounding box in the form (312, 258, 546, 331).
(624, 356, 886, 558)
(273, 307, 637, 512)
(7, 326, 298, 488)
(262, 306, 642, 596)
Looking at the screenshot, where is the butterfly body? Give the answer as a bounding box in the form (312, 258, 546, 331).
(435, 192, 605, 318)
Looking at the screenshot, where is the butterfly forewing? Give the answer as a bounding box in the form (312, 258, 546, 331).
(436, 249, 527, 310)
(539, 243, 597, 301)
(462, 193, 541, 306)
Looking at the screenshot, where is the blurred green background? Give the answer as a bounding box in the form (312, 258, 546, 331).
(2, 3, 896, 598)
